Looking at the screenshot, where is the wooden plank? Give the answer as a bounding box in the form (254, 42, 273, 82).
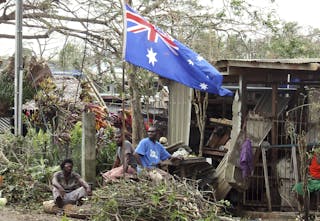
(271, 84, 278, 145)
(209, 118, 232, 126)
(179, 157, 206, 165)
(262, 147, 272, 211)
(202, 148, 227, 157)
(161, 157, 207, 178)
(214, 154, 232, 200)
(205, 133, 231, 149)
(291, 145, 301, 211)
(239, 74, 247, 125)
(85, 75, 109, 111)
(161, 157, 206, 166)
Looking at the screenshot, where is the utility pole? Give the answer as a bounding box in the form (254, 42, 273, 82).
(14, 0, 23, 136)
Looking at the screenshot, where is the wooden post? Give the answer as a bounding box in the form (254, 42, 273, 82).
(239, 74, 247, 126)
(262, 147, 272, 211)
(270, 83, 279, 206)
(81, 112, 96, 186)
(271, 83, 278, 145)
(291, 145, 301, 211)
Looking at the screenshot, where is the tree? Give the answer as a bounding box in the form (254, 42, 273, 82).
(267, 22, 320, 58)
(0, 0, 280, 146)
(192, 91, 208, 156)
(0, 55, 37, 116)
(58, 42, 84, 70)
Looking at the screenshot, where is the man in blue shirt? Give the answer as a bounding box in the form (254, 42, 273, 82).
(134, 126, 179, 183)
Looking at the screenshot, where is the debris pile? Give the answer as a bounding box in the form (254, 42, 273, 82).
(0, 164, 51, 208)
(90, 175, 228, 221)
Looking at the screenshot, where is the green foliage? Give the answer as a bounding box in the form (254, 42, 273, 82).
(32, 76, 83, 158)
(0, 70, 36, 116)
(69, 121, 116, 174)
(90, 178, 222, 221)
(0, 74, 14, 107)
(60, 216, 71, 221)
(96, 127, 117, 175)
(1, 132, 29, 164)
(24, 127, 62, 167)
(27, 158, 59, 184)
(217, 199, 231, 208)
(230, 0, 246, 16)
(170, 209, 188, 221)
(70, 122, 82, 173)
(267, 22, 318, 58)
(0, 163, 52, 208)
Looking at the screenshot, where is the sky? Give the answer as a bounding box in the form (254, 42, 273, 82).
(0, 0, 320, 57)
(274, 0, 320, 29)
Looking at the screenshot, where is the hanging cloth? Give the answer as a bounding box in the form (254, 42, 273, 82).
(239, 138, 253, 178)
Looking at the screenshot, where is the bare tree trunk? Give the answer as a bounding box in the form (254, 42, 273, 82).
(128, 66, 145, 147)
(192, 90, 208, 156)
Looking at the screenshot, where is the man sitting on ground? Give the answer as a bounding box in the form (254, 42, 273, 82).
(293, 151, 320, 200)
(52, 159, 92, 208)
(134, 126, 181, 183)
(102, 130, 136, 183)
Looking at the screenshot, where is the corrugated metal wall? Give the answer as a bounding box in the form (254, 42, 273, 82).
(0, 117, 11, 133)
(168, 82, 193, 146)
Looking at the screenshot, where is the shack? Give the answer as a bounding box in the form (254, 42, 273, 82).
(166, 58, 320, 212)
(211, 59, 320, 211)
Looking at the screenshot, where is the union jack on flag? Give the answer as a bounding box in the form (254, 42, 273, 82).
(124, 4, 232, 96)
(126, 9, 178, 55)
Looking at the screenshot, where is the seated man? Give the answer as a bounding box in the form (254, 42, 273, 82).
(293, 153, 320, 196)
(134, 126, 180, 183)
(102, 130, 136, 183)
(309, 153, 320, 180)
(52, 159, 92, 208)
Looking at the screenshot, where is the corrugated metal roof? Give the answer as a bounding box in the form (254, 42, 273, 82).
(217, 58, 320, 64)
(215, 58, 320, 72)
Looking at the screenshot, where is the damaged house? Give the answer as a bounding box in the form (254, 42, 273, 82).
(168, 59, 320, 212)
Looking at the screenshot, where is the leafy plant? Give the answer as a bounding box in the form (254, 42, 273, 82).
(70, 121, 82, 173)
(96, 127, 117, 174)
(27, 158, 59, 184)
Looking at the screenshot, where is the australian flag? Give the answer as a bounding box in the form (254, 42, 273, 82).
(124, 4, 232, 96)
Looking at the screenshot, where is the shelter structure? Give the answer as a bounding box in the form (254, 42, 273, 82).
(168, 58, 320, 211)
(212, 59, 320, 211)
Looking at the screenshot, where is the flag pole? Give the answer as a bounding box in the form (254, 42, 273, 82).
(14, 0, 23, 136)
(120, 0, 128, 175)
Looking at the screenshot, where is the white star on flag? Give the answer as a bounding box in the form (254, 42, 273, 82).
(146, 48, 157, 66)
(197, 55, 204, 61)
(200, 82, 208, 90)
(187, 59, 194, 66)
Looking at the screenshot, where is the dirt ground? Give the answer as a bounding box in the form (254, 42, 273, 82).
(0, 207, 84, 221)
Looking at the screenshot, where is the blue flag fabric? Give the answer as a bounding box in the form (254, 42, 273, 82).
(124, 4, 232, 96)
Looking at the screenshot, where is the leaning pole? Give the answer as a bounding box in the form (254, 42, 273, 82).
(14, 0, 23, 136)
